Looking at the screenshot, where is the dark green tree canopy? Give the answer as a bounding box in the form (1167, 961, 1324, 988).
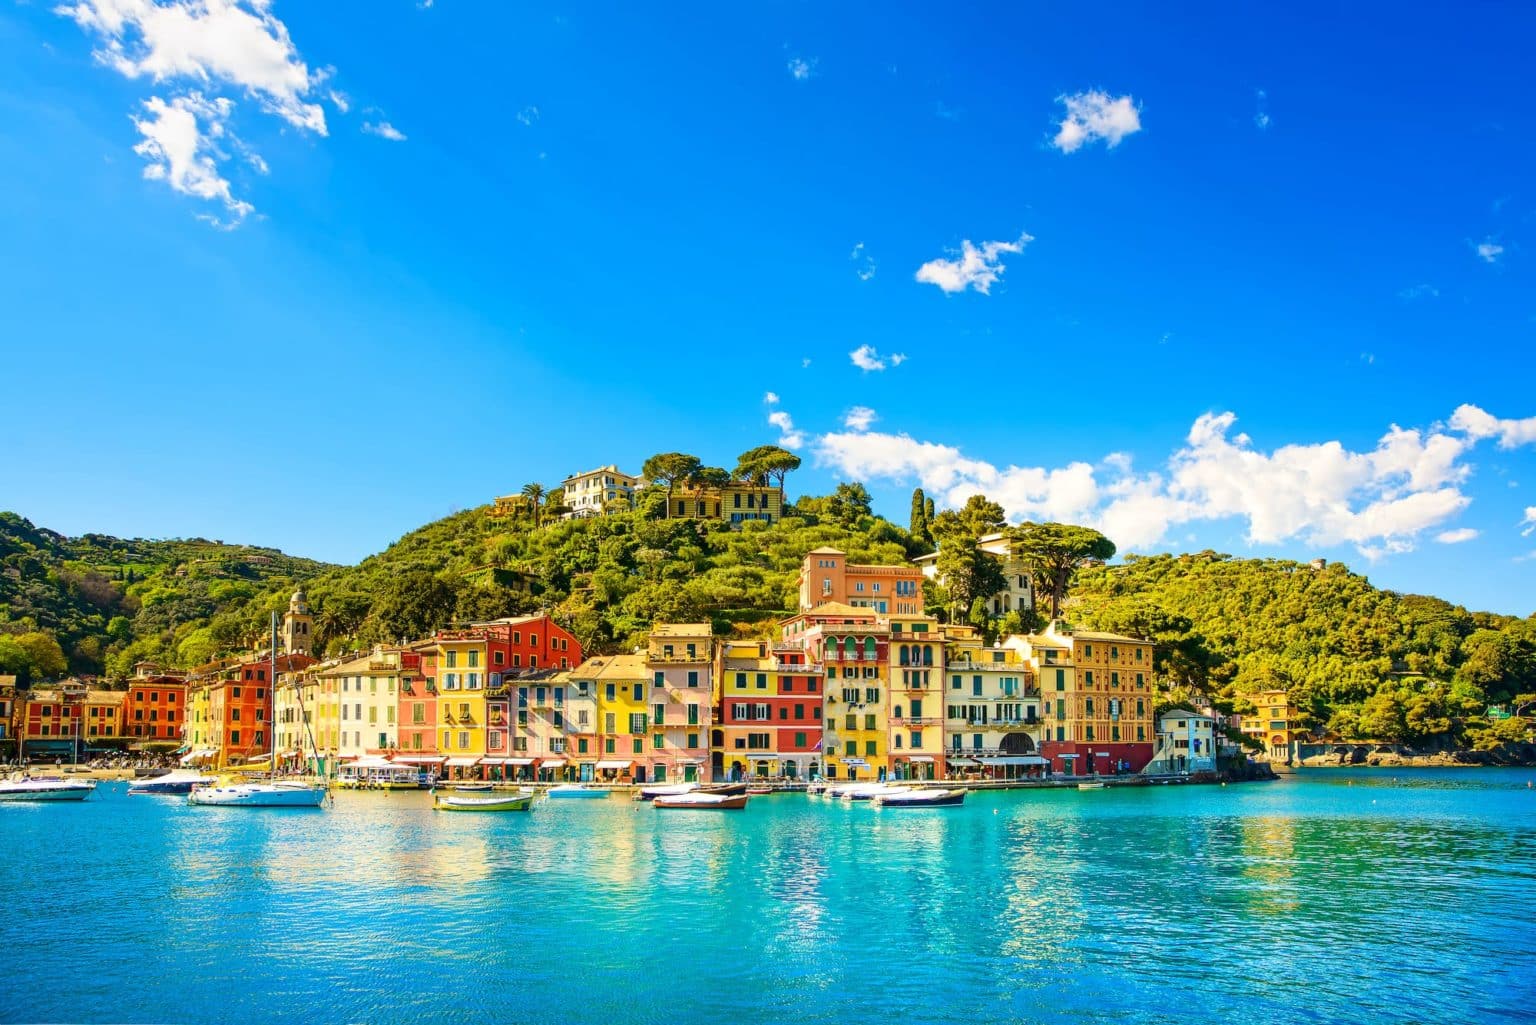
(1007, 521, 1116, 621)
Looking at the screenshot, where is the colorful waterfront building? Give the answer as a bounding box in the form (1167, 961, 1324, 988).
(82, 689, 126, 750)
(124, 675, 186, 750)
(583, 653, 650, 782)
(561, 464, 641, 518)
(501, 668, 582, 781)
(316, 648, 404, 761)
(273, 661, 327, 773)
(1236, 689, 1300, 761)
(1007, 624, 1155, 775)
(797, 547, 924, 615)
(210, 653, 315, 767)
(477, 614, 582, 676)
(886, 614, 946, 780)
(0, 674, 15, 755)
(782, 602, 890, 781)
(393, 647, 441, 772)
(19, 681, 87, 761)
(645, 623, 713, 783)
(715, 639, 823, 781)
(432, 628, 488, 779)
(943, 627, 1044, 779)
(668, 483, 783, 526)
(1144, 710, 1218, 774)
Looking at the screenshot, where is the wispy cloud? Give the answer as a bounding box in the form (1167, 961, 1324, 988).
(850, 242, 876, 282)
(764, 391, 780, 405)
(328, 89, 350, 114)
(516, 105, 540, 126)
(842, 406, 878, 431)
(1253, 88, 1271, 130)
(1475, 239, 1505, 264)
(849, 345, 906, 372)
(915, 233, 1032, 295)
(1398, 283, 1439, 301)
(1435, 527, 1479, 544)
(1052, 90, 1141, 153)
(363, 120, 406, 141)
(787, 56, 817, 81)
(57, 0, 331, 226)
(1521, 507, 1536, 537)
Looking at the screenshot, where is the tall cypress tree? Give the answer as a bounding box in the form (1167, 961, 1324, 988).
(910, 488, 928, 539)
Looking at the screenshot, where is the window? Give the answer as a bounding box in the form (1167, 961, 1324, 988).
(458, 731, 469, 749)
(687, 704, 699, 725)
(756, 673, 767, 689)
(653, 733, 664, 749)
(468, 651, 480, 668)
(654, 672, 665, 688)
(446, 651, 458, 669)
(972, 676, 982, 697)
(653, 703, 665, 726)
(632, 684, 643, 701)
(688, 671, 699, 687)
(864, 740, 877, 756)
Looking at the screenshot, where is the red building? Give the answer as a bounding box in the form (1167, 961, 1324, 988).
(125, 677, 187, 746)
(714, 640, 823, 781)
(479, 614, 583, 681)
(214, 653, 316, 765)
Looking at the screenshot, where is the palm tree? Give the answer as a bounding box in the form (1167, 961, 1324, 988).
(521, 483, 546, 527)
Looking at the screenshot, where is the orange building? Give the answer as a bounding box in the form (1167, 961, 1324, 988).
(798, 547, 924, 616)
(125, 677, 187, 747)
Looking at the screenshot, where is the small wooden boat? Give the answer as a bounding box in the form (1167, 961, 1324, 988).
(873, 788, 966, 808)
(546, 784, 606, 799)
(447, 782, 494, 793)
(1077, 781, 1106, 791)
(746, 785, 773, 796)
(638, 782, 698, 801)
(435, 791, 535, 812)
(653, 791, 748, 810)
(699, 782, 748, 797)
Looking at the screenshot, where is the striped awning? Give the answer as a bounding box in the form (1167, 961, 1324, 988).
(444, 757, 480, 767)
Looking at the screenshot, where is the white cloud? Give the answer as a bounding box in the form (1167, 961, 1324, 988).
(1475, 239, 1504, 264)
(764, 391, 780, 405)
(59, 0, 327, 133)
(363, 120, 406, 141)
(812, 409, 1507, 559)
(768, 409, 805, 449)
(1253, 88, 1270, 130)
(1436, 528, 1479, 544)
(849, 344, 906, 372)
(915, 233, 1032, 295)
(850, 242, 876, 281)
(1449, 404, 1536, 449)
(1398, 283, 1439, 301)
(1522, 507, 1536, 536)
(328, 89, 350, 113)
(1052, 90, 1141, 153)
(842, 406, 878, 431)
(58, 0, 331, 226)
(801, 358, 812, 368)
(131, 93, 251, 224)
(516, 105, 539, 126)
(787, 56, 817, 81)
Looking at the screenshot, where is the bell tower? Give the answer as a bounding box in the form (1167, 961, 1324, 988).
(283, 587, 314, 655)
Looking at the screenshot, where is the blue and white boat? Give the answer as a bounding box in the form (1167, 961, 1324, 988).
(0, 776, 96, 802)
(128, 770, 217, 796)
(547, 784, 606, 799)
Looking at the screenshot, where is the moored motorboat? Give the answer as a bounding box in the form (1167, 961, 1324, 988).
(653, 791, 748, 810)
(128, 770, 216, 795)
(699, 782, 748, 797)
(546, 784, 606, 798)
(0, 776, 95, 802)
(188, 781, 328, 808)
(446, 782, 494, 793)
(1077, 781, 1106, 791)
(435, 790, 535, 812)
(873, 788, 966, 808)
(746, 785, 773, 795)
(638, 781, 699, 801)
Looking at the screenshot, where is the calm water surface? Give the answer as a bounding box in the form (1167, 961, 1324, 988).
(3, 769, 1533, 1025)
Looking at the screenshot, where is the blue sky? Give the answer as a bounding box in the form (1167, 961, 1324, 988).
(2, 1, 1534, 614)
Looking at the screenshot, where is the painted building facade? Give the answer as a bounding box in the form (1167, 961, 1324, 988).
(887, 614, 946, 780)
(798, 547, 924, 616)
(943, 628, 1044, 778)
(562, 465, 642, 518)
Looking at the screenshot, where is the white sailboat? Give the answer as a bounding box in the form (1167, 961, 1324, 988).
(188, 613, 328, 810)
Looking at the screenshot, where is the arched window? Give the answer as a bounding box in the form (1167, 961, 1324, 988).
(921, 645, 933, 667)
(898, 645, 910, 667)
(864, 637, 877, 661)
(844, 637, 857, 660)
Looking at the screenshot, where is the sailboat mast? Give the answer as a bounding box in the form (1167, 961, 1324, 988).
(270, 610, 279, 776)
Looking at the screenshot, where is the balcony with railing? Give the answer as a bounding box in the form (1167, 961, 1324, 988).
(772, 659, 824, 674)
(890, 715, 943, 727)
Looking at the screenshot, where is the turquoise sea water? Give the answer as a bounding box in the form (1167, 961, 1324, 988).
(2, 769, 1534, 1025)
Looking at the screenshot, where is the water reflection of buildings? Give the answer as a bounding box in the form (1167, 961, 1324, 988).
(1239, 815, 1299, 915)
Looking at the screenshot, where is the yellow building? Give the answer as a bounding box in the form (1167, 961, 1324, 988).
(562, 464, 642, 518)
(82, 690, 126, 748)
(1006, 624, 1155, 776)
(585, 653, 650, 781)
(1239, 689, 1300, 761)
(886, 614, 945, 780)
(944, 629, 1043, 779)
(782, 602, 890, 781)
(183, 683, 216, 765)
(434, 629, 489, 778)
(669, 483, 783, 526)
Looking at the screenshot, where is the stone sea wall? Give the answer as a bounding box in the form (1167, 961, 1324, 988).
(1294, 741, 1536, 768)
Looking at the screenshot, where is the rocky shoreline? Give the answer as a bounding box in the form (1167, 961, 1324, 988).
(1293, 742, 1536, 769)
